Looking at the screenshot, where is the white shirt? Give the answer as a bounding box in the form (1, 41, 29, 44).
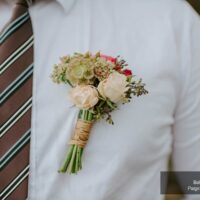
(1, 0, 200, 199)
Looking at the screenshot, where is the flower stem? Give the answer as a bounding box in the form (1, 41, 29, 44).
(67, 145, 77, 174)
(58, 109, 94, 174)
(58, 145, 74, 173)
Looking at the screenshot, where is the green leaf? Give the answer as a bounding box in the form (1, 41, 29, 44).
(106, 100, 115, 109)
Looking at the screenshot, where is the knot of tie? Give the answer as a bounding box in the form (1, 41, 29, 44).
(16, 0, 33, 7)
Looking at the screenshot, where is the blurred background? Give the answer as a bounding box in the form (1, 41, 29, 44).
(165, 1, 200, 200)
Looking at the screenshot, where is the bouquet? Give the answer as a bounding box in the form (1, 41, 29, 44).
(51, 52, 148, 174)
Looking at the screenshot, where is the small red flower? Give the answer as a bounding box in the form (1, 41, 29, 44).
(100, 54, 117, 64)
(114, 65, 122, 72)
(123, 69, 132, 76)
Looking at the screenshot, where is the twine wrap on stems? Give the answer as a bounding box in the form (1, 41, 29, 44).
(69, 119, 93, 148)
(59, 109, 94, 174)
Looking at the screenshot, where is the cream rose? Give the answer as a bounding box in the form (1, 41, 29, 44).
(98, 72, 128, 103)
(69, 85, 99, 109)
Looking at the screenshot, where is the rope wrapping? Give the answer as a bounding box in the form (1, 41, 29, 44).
(69, 119, 93, 148)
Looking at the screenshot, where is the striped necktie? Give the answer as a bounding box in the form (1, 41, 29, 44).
(0, 0, 33, 199)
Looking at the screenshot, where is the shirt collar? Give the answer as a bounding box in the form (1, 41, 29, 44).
(56, 0, 77, 13)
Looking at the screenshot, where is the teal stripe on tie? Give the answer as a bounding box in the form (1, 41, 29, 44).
(0, 129, 31, 170)
(1, 165, 30, 200)
(1, 63, 33, 104)
(0, 97, 32, 138)
(0, 35, 34, 74)
(0, 12, 29, 44)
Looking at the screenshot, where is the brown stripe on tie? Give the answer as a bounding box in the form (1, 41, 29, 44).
(0, 19, 33, 63)
(8, 178, 29, 200)
(1, 76, 32, 123)
(0, 47, 33, 90)
(0, 110, 31, 156)
(0, 143, 30, 189)
(0, 0, 33, 199)
(8, 177, 29, 200)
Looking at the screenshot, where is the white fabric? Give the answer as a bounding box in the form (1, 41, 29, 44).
(1, 0, 200, 199)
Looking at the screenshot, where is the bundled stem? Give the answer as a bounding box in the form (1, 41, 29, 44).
(59, 110, 94, 174)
